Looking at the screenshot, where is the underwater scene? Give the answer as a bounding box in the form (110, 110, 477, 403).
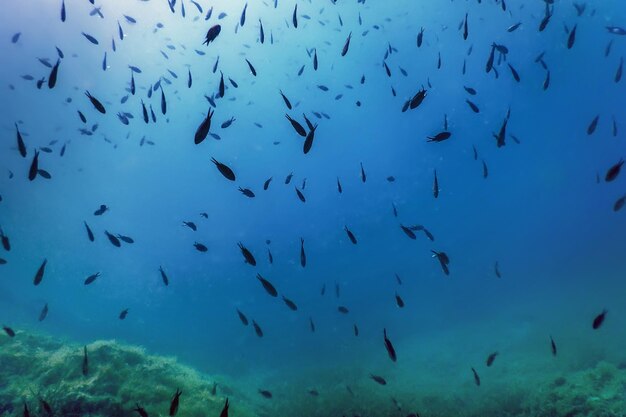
(1, 0, 626, 416)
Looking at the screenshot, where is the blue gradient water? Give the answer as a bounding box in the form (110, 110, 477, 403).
(1, 0, 626, 413)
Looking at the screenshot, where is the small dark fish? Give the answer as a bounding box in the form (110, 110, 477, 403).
(15, 124, 27, 158)
(82, 32, 99, 44)
(507, 22, 521, 32)
(84, 272, 100, 285)
(383, 329, 397, 362)
(400, 225, 416, 240)
(300, 238, 306, 267)
(587, 115, 599, 135)
(462, 13, 468, 40)
(341, 32, 352, 56)
(85, 91, 106, 114)
(183, 221, 197, 231)
(417, 27, 424, 47)
(160, 88, 167, 114)
(117, 234, 134, 244)
(219, 398, 229, 417)
(433, 170, 440, 198)
(245, 58, 257, 76)
(279, 90, 292, 109)
(159, 266, 169, 286)
(169, 388, 182, 416)
(258, 389, 272, 399)
(313, 50, 318, 70)
(482, 160, 489, 179)
(471, 368, 481, 386)
(567, 24, 577, 49)
(195, 108, 215, 144)
(427, 131, 451, 142)
(292, 4, 298, 28)
(432, 250, 450, 275)
(285, 172, 293, 184)
(543, 70, 551, 90)
(295, 187, 306, 202)
(119, 309, 129, 320)
(252, 320, 263, 337)
(592, 310, 607, 329)
(282, 296, 298, 311)
(33, 259, 47, 286)
(550, 336, 557, 356)
(236, 309, 248, 326)
(82, 346, 89, 376)
(353, 324, 359, 336)
(370, 374, 387, 385)
(395, 292, 404, 307)
(494, 261, 501, 278)
(28, 151, 39, 181)
(240, 3, 247, 26)
(338, 306, 349, 314)
(345, 226, 357, 244)
(337, 177, 343, 193)
(303, 125, 317, 154)
(2, 325, 15, 337)
(309, 317, 316, 332)
(211, 157, 236, 181)
(606, 26, 626, 35)
(48, 59, 60, 89)
(194, 242, 208, 252)
(360, 162, 366, 182)
(94, 204, 108, 216)
(61, 0, 66, 21)
(508, 63, 520, 82)
(605, 159, 624, 182)
(286, 114, 307, 136)
(39, 303, 49, 321)
(105, 231, 121, 247)
(486, 352, 498, 367)
(204, 25, 221, 45)
(466, 99, 479, 113)
(238, 242, 256, 266)
(613, 195, 626, 212)
(257, 274, 278, 297)
(83, 221, 94, 242)
(133, 404, 148, 417)
(616, 58, 623, 83)
(486, 44, 496, 73)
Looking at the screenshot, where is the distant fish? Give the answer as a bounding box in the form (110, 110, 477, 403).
(2, 325, 15, 337)
(195, 108, 215, 144)
(282, 296, 298, 311)
(258, 389, 272, 399)
(370, 374, 387, 385)
(219, 398, 229, 417)
(84, 272, 100, 285)
(486, 352, 498, 367)
(605, 159, 623, 182)
(82, 346, 89, 376)
(33, 259, 48, 286)
(345, 226, 357, 244)
(592, 310, 607, 329)
(159, 266, 169, 286)
(550, 335, 557, 356)
(383, 329, 397, 362)
(471, 367, 480, 386)
(94, 204, 108, 216)
(119, 309, 129, 320)
(395, 292, 404, 308)
(211, 157, 235, 181)
(105, 231, 120, 247)
(82, 32, 99, 44)
(194, 242, 208, 252)
(236, 309, 248, 326)
(431, 250, 450, 275)
(427, 131, 451, 142)
(257, 273, 278, 297)
(204, 25, 221, 45)
(238, 242, 256, 266)
(38, 303, 49, 322)
(252, 320, 263, 337)
(169, 388, 182, 416)
(300, 238, 306, 267)
(85, 91, 106, 114)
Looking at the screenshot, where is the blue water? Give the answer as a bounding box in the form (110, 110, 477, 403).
(1, 0, 626, 414)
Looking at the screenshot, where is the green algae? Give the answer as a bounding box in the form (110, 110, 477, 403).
(0, 331, 254, 417)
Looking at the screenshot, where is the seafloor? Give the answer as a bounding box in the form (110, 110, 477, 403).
(1, 331, 626, 417)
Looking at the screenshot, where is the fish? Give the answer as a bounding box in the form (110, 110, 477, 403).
(94, 204, 108, 216)
(466, 99, 479, 113)
(303, 125, 317, 154)
(400, 225, 416, 240)
(82, 32, 99, 44)
(507, 22, 521, 32)
(104, 231, 121, 247)
(462, 13, 468, 40)
(360, 163, 366, 182)
(211, 158, 236, 181)
(85, 91, 106, 114)
(82, 346, 89, 376)
(285, 173, 293, 184)
(2, 325, 15, 337)
(285, 114, 307, 136)
(38, 303, 49, 321)
(592, 310, 607, 329)
(169, 388, 182, 416)
(486, 44, 495, 73)
(16, 124, 27, 157)
(508, 63, 520, 82)
(252, 320, 263, 337)
(240, 3, 247, 26)
(219, 398, 229, 417)
(417, 27, 424, 47)
(395, 292, 404, 307)
(345, 226, 357, 244)
(28, 151, 39, 181)
(182, 221, 197, 231)
(567, 24, 577, 49)
(282, 296, 298, 311)
(33, 259, 47, 286)
(245, 58, 257, 76)
(48, 59, 60, 89)
(195, 109, 215, 144)
(606, 26, 626, 35)
(587, 115, 599, 135)
(370, 374, 387, 385)
(258, 389, 272, 399)
(427, 131, 451, 142)
(133, 404, 148, 417)
(383, 329, 397, 362)
(614, 195, 626, 212)
(433, 170, 439, 198)
(263, 177, 273, 190)
(471, 367, 481, 386)
(117, 235, 134, 244)
(267, 248, 273, 264)
(337, 177, 343, 193)
(236, 309, 248, 326)
(482, 160, 489, 178)
(119, 309, 129, 320)
(486, 352, 498, 367)
(279, 90, 292, 109)
(292, 4, 298, 28)
(238, 242, 256, 266)
(259, 19, 265, 43)
(160, 88, 167, 114)
(159, 266, 169, 286)
(431, 250, 450, 275)
(616, 58, 623, 83)
(194, 242, 208, 252)
(204, 25, 221, 45)
(309, 317, 316, 332)
(550, 336, 557, 356)
(341, 32, 352, 56)
(338, 306, 349, 314)
(295, 187, 306, 202)
(84, 272, 100, 285)
(257, 274, 278, 297)
(300, 238, 306, 267)
(605, 159, 624, 182)
(60, 0, 66, 21)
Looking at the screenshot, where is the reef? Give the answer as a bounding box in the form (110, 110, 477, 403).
(0, 331, 254, 417)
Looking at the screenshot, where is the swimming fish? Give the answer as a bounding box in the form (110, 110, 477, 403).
(238, 242, 256, 266)
(33, 259, 47, 286)
(257, 273, 278, 297)
(592, 310, 607, 329)
(383, 329, 397, 362)
(169, 388, 182, 416)
(204, 25, 221, 45)
(211, 158, 236, 181)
